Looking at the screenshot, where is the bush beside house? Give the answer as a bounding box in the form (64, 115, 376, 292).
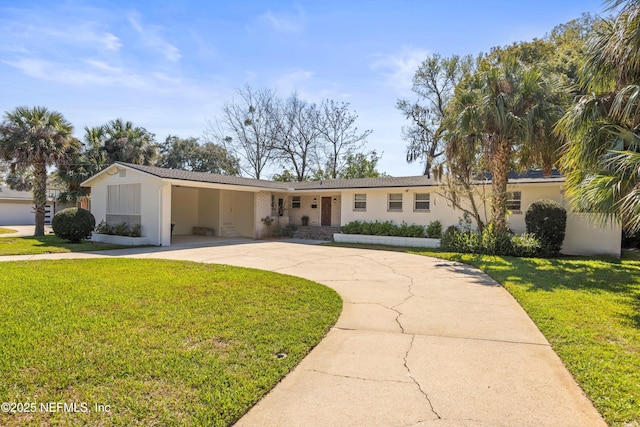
(440, 225, 542, 257)
(94, 220, 142, 237)
(340, 220, 442, 238)
(525, 200, 567, 255)
(52, 208, 96, 243)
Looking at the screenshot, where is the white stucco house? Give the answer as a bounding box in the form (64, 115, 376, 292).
(81, 162, 622, 257)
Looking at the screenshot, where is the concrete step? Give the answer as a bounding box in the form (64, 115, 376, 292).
(221, 225, 241, 237)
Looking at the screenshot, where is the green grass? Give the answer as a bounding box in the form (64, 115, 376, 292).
(328, 242, 639, 426)
(0, 259, 342, 426)
(0, 227, 17, 234)
(0, 234, 136, 255)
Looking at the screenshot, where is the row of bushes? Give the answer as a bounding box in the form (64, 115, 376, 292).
(440, 225, 547, 257)
(94, 220, 142, 237)
(340, 220, 442, 238)
(440, 200, 567, 257)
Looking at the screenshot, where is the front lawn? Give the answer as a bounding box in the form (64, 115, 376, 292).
(0, 235, 134, 255)
(410, 250, 640, 427)
(0, 259, 342, 426)
(0, 227, 17, 234)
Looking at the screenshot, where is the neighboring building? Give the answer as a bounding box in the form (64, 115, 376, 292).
(81, 162, 622, 257)
(0, 187, 59, 225)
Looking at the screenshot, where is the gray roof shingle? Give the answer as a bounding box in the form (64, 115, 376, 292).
(120, 163, 289, 189)
(119, 162, 437, 190)
(116, 163, 563, 191)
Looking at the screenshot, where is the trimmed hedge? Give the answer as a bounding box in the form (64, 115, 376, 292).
(525, 199, 567, 255)
(52, 208, 96, 243)
(340, 220, 442, 238)
(94, 220, 141, 237)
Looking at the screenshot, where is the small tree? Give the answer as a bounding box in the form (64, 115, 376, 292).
(525, 200, 567, 255)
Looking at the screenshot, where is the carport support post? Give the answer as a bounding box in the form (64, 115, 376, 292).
(160, 184, 172, 246)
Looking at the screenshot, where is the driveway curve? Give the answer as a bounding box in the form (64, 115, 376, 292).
(0, 240, 606, 426)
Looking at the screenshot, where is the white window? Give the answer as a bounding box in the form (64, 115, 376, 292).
(292, 196, 301, 209)
(107, 184, 141, 215)
(388, 193, 403, 211)
(414, 193, 430, 211)
(506, 191, 522, 211)
(354, 194, 366, 210)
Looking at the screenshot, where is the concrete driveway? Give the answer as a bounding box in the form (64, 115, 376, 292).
(0, 225, 53, 237)
(0, 240, 606, 426)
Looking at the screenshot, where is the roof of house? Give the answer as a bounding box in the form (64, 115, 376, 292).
(82, 162, 564, 191)
(118, 162, 288, 189)
(94, 162, 437, 190)
(0, 187, 33, 200)
(481, 169, 564, 182)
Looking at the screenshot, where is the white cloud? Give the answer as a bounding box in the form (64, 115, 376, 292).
(5, 57, 146, 88)
(127, 13, 181, 62)
(258, 8, 305, 34)
(0, 13, 122, 54)
(99, 32, 122, 51)
(273, 69, 314, 95)
(370, 46, 430, 94)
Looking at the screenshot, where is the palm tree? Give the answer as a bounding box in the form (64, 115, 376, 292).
(447, 60, 564, 231)
(54, 126, 108, 203)
(0, 106, 79, 236)
(556, 0, 640, 231)
(101, 119, 158, 165)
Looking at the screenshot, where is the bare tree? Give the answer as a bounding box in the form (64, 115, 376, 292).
(397, 54, 473, 177)
(210, 86, 277, 179)
(316, 100, 372, 179)
(271, 93, 322, 182)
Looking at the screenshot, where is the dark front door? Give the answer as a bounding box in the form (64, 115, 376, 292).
(321, 197, 331, 226)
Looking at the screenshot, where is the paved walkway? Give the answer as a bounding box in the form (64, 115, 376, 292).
(0, 240, 606, 426)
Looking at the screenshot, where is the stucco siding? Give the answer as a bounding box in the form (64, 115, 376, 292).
(231, 190, 255, 237)
(341, 188, 451, 228)
(340, 183, 621, 257)
(88, 167, 165, 245)
(288, 194, 341, 227)
(197, 188, 220, 232)
(563, 214, 622, 257)
(172, 187, 199, 235)
(254, 191, 272, 238)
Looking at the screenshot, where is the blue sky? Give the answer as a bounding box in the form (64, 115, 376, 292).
(0, 0, 605, 177)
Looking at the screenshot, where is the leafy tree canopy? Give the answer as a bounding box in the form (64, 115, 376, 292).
(157, 135, 240, 175)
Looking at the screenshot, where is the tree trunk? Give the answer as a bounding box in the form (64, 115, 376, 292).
(32, 163, 48, 237)
(491, 138, 511, 233)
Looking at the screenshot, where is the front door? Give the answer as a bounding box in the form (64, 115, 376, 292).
(321, 197, 331, 226)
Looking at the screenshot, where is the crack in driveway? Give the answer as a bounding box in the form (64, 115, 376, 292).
(308, 369, 411, 385)
(404, 334, 441, 420)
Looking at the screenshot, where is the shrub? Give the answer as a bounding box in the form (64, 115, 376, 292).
(340, 220, 427, 237)
(94, 220, 141, 237)
(426, 220, 442, 238)
(341, 220, 362, 234)
(479, 224, 513, 255)
(440, 225, 466, 252)
(272, 224, 297, 237)
(525, 199, 567, 255)
(511, 233, 543, 257)
(52, 207, 96, 243)
(441, 224, 544, 257)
